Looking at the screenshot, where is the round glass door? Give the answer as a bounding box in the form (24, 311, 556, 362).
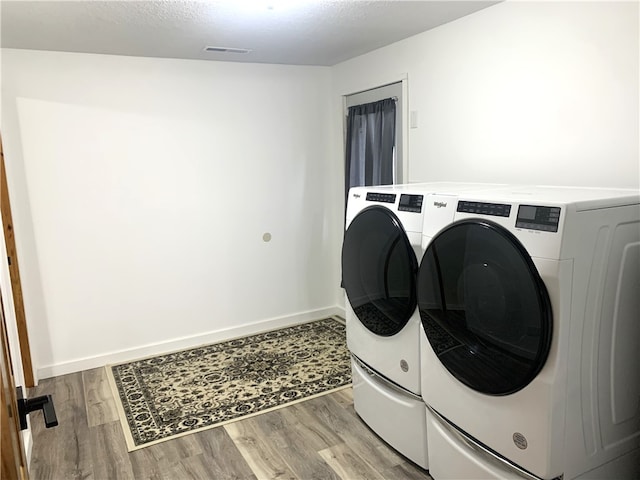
(342, 206, 418, 337)
(417, 219, 552, 395)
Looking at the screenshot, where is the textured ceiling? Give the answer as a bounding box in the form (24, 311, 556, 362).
(1, 1, 499, 66)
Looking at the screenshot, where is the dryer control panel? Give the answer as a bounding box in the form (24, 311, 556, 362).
(365, 192, 396, 203)
(457, 201, 511, 217)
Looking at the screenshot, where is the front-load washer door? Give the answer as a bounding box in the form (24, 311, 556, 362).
(342, 205, 418, 337)
(417, 219, 552, 395)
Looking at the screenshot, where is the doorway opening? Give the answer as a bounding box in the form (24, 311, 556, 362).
(344, 81, 404, 203)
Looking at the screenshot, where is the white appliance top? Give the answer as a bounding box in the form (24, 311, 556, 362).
(460, 185, 640, 211)
(349, 182, 505, 196)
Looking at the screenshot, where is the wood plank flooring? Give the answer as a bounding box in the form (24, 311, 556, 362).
(28, 367, 432, 480)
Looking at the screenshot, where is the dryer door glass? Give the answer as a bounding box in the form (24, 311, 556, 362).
(342, 206, 418, 337)
(417, 219, 552, 395)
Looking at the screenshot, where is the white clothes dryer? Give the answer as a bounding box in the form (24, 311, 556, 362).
(417, 186, 640, 480)
(342, 181, 503, 468)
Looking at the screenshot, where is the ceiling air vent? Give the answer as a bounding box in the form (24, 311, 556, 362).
(204, 46, 252, 54)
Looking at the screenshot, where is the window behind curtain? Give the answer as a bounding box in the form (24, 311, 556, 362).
(344, 97, 397, 203)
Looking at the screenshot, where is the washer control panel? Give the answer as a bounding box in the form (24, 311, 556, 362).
(398, 194, 424, 213)
(516, 205, 561, 232)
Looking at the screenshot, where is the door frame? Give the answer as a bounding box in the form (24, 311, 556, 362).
(345, 82, 405, 184)
(1, 288, 29, 480)
(0, 135, 34, 387)
(342, 74, 409, 185)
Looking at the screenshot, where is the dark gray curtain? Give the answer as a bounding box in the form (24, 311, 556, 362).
(345, 97, 396, 202)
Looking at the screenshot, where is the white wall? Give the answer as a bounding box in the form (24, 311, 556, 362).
(1, 50, 343, 378)
(333, 1, 639, 188)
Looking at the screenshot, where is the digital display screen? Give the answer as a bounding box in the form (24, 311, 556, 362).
(518, 205, 537, 220)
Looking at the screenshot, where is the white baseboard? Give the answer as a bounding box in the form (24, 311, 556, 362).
(37, 306, 346, 379)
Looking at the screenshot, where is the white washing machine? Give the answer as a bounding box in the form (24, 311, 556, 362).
(342, 181, 503, 468)
(417, 186, 640, 479)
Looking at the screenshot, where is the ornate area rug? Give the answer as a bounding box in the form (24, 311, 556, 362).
(106, 317, 350, 451)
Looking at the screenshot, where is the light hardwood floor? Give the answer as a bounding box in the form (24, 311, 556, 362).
(28, 367, 433, 480)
